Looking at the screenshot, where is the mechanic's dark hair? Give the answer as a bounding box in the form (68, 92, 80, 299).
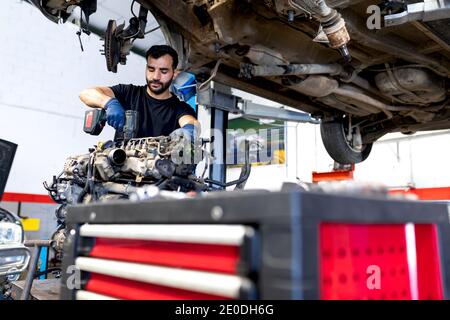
(146, 45, 179, 70)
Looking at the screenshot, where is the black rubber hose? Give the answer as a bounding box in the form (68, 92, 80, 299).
(205, 139, 252, 189)
(34, 268, 62, 279)
(77, 154, 94, 203)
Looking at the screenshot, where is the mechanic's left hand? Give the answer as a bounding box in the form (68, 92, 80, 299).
(170, 124, 197, 142)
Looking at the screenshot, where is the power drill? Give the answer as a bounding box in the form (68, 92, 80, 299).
(83, 108, 107, 135)
(83, 109, 138, 140)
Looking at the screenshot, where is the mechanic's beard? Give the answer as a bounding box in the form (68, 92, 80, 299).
(147, 78, 173, 95)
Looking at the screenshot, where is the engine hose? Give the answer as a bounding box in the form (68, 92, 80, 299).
(157, 179, 171, 190)
(205, 139, 252, 189)
(34, 268, 62, 279)
(72, 175, 87, 187)
(77, 153, 95, 203)
(155, 178, 167, 187)
(234, 140, 251, 190)
(170, 176, 209, 192)
(90, 161, 97, 201)
(77, 187, 88, 204)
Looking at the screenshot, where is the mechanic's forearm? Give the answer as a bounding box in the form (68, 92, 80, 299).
(179, 116, 200, 132)
(79, 87, 114, 109)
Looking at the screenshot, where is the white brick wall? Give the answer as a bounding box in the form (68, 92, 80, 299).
(0, 1, 148, 194)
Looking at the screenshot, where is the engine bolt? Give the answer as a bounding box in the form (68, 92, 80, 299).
(287, 10, 295, 22)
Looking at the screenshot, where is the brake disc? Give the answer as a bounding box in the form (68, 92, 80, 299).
(103, 20, 121, 73)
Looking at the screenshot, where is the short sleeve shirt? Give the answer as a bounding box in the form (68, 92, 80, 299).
(110, 84, 197, 138)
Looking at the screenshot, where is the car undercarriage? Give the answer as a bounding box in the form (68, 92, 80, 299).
(28, 0, 450, 163)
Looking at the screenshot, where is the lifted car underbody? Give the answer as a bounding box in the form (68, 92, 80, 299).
(29, 0, 450, 163)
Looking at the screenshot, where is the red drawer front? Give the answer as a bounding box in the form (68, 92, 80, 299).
(319, 223, 443, 300)
(85, 273, 230, 300)
(415, 224, 444, 300)
(88, 237, 240, 274)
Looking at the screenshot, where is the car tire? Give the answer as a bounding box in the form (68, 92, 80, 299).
(320, 118, 373, 164)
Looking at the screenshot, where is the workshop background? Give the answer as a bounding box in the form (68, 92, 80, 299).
(1, 0, 450, 241)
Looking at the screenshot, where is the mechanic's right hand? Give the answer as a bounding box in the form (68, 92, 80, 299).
(104, 98, 125, 131)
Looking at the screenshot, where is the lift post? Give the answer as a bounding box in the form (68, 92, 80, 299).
(197, 81, 319, 189)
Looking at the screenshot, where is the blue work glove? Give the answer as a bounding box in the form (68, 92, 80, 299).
(104, 98, 125, 131)
(170, 124, 197, 143)
(170, 124, 199, 170)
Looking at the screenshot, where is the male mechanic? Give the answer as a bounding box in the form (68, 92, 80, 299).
(79, 45, 199, 139)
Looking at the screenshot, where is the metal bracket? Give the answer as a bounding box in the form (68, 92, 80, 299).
(384, 0, 450, 27)
(237, 100, 320, 124)
(197, 88, 241, 113)
(197, 82, 318, 190)
(102, 4, 148, 72)
(198, 87, 319, 124)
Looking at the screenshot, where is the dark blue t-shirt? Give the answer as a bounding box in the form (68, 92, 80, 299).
(110, 84, 196, 138)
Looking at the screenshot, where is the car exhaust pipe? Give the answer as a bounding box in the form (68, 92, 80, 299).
(240, 63, 344, 78)
(288, 0, 351, 62)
